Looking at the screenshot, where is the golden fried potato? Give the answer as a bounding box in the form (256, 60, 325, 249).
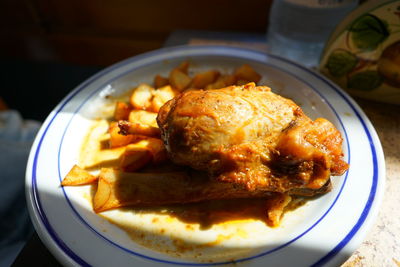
(128, 110, 158, 127)
(110, 137, 167, 178)
(177, 61, 190, 74)
(236, 79, 252, 86)
(120, 147, 152, 172)
(80, 120, 126, 169)
(151, 85, 176, 112)
(205, 74, 237, 89)
(118, 120, 160, 137)
(129, 138, 167, 164)
(113, 101, 131, 121)
(234, 64, 261, 83)
(265, 193, 292, 227)
(169, 69, 191, 91)
(154, 74, 169, 88)
(130, 84, 154, 110)
(109, 122, 136, 148)
(61, 165, 97, 186)
(191, 70, 220, 89)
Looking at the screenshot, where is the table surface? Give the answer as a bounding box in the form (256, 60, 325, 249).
(340, 99, 400, 267)
(11, 32, 400, 266)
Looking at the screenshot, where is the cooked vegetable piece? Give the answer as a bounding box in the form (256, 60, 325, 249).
(236, 79, 252, 86)
(128, 110, 158, 127)
(151, 85, 176, 112)
(205, 74, 237, 89)
(80, 120, 127, 169)
(154, 74, 169, 88)
(169, 69, 192, 91)
(177, 61, 190, 74)
(191, 70, 220, 89)
(113, 101, 131, 121)
(109, 122, 136, 148)
(119, 137, 167, 172)
(120, 148, 152, 172)
(130, 84, 154, 110)
(118, 120, 161, 137)
(130, 138, 167, 163)
(265, 193, 292, 227)
(234, 64, 261, 83)
(61, 165, 97, 186)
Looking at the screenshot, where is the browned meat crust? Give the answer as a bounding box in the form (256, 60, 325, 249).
(157, 83, 348, 195)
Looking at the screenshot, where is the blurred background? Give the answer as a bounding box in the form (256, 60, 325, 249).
(0, 0, 274, 121)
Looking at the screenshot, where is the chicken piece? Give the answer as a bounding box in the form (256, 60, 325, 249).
(157, 83, 348, 194)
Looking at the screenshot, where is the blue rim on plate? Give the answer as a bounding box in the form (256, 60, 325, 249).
(26, 45, 385, 266)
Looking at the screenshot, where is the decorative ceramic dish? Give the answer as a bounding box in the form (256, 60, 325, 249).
(320, 0, 400, 104)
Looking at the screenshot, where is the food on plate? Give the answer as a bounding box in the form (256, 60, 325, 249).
(191, 70, 220, 89)
(118, 120, 161, 137)
(61, 165, 97, 186)
(93, 167, 331, 215)
(234, 64, 262, 84)
(61, 62, 348, 228)
(151, 85, 176, 112)
(158, 83, 348, 192)
(130, 83, 153, 110)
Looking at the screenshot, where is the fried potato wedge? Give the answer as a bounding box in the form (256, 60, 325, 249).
(109, 122, 136, 148)
(177, 61, 190, 74)
(119, 137, 166, 171)
(80, 120, 127, 169)
(205, 74, 237, 89)
(128, 138, 167, 163)
(169, 69, 191, 91)
(234, 64, 261, 83)
(151, 85, 176, 112)
(191, 70, 220, 89)
(130, 83, 154, 110)
(128, 110, 158, 127)
(120, 148, 152, 172)
(236, 79, 252, 86)
(61, 165, 97, 186)
(118, 120, 160, 137)
(113, 101, 131, 121)
(265, 193, 292, 227)
(154, 74, 169, 88)
(90, 147, 127, 169)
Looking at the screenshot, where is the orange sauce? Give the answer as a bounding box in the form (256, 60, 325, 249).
(158, 198, 269, 229)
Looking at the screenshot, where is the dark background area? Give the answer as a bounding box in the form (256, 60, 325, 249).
(1, 0, 273, 121)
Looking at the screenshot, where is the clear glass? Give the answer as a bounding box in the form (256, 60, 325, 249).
(267, 0, 358, 67)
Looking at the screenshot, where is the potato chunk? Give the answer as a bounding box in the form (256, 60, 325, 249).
(130, 84, 154, 110)
(234, 64, 261, 83)
(61, 165, 97, 186)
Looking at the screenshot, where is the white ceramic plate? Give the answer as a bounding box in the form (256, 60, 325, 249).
(25, 46, 385, 267)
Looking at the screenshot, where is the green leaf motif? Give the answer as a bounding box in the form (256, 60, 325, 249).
(347, 71, 383, 91)
(349, 14, 389, 51)
(326, 49, 358, 77)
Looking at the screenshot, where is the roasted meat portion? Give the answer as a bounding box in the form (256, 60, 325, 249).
(157, 83, 348, 194)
